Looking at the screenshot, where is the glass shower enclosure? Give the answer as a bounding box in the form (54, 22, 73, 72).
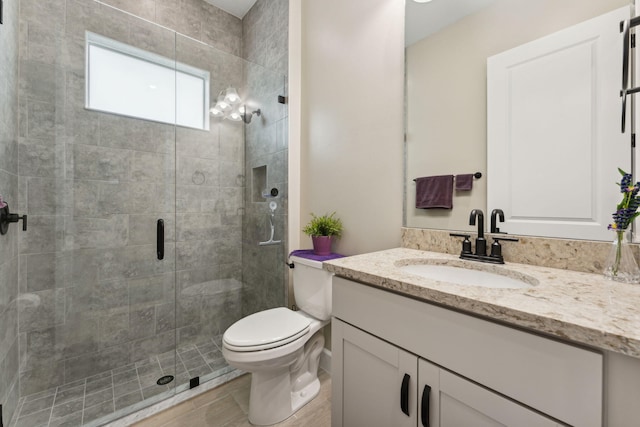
(11, 1, 287, 425)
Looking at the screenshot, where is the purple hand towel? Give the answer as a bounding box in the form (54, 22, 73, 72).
(415, 175, 454, 209)
(455, 174, 474, 191)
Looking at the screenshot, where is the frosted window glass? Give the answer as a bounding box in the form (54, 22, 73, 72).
(86, 32, 209, 130)
(177, 72, 206, 129)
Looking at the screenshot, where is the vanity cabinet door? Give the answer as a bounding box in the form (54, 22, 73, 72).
(332, 318, 417, 427)
(418, 358, 561, 427)
(333, 317, 562, 427)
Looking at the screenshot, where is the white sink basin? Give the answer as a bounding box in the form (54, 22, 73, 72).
(398, 263, 535, 289)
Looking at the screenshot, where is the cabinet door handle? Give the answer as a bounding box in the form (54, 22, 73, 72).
(421, 384, 432, 427)
(400, 373, 410, 416)
(157, 219, 164, 260)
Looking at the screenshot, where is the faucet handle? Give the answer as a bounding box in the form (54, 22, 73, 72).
(450, 233, 472, 255)
(0, 204, 27, 235)
(493, 236, 518, 243)
(490, 236, 519, 261)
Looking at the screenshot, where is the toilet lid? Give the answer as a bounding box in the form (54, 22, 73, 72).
(224, 307, 311, 351)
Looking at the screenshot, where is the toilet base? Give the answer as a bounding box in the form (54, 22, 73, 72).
(290, 376, 321, 415)
(248, 374, 321, 426)
(246, 331, 325, 426)
(248, 366, 292, 425)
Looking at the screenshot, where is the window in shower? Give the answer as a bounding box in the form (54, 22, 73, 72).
(85, 31, 210, 130)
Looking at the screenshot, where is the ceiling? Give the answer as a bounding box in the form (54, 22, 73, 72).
(202, 0, 258, 19)
(202, 0, 497, 47)
(405, 0, 497, 46)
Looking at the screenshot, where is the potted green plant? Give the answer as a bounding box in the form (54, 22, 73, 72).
(303, 212, 343, 255)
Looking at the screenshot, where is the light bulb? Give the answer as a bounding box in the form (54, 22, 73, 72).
(216, 95, 230, 111)
(228, 110, 242, 121)
(224, 87, 240, 104)
(210, 106, 223, 117)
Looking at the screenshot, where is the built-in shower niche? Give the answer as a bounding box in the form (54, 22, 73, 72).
(252, 165, 267, 202)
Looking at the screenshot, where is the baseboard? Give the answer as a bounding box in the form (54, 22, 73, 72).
(319, 348, 331, 374)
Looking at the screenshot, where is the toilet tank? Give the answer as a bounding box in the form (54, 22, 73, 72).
(290, 255, 333, 321)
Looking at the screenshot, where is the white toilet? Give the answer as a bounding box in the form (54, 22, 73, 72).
(221, 254, 333, 425)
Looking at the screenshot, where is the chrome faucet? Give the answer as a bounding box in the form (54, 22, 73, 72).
(469, 209, 486, 256)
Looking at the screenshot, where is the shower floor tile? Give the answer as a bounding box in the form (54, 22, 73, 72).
(9, 338, 231, 427)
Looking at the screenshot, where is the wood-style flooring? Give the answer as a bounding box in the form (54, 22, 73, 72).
(132, 371, 331, 427)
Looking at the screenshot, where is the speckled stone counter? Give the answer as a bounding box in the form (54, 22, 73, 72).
(323, 247, 640, 359)
(401, 227, 624, 274)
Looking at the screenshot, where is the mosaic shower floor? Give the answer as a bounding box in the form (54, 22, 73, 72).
(9, 339, 232, 427)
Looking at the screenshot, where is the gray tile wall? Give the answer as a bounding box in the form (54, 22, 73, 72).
(241, 0, 289, 316)
(0, 0, 21, 423)
(243, 0, 289, 77)
(174, 33, 245, 348)
(16, 0, 246, 396)
(101, 0, 242, 57)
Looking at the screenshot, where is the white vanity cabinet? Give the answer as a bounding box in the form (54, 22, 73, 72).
(331, 277, 603, 427)
(332, 318, 417, 427)
(417, 358, 560, 426)
(333, 318, 560, 427)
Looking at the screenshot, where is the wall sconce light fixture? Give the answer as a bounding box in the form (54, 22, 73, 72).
(239, 105, 261, 124)
(210, 87, 261, 124)
(210, 87, 236, 118)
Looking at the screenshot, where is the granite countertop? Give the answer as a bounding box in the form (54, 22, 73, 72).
(323, 247, 640, 359)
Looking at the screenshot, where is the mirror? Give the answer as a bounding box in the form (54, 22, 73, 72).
(404, 0, 632, 239)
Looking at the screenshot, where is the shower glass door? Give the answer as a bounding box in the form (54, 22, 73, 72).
(172, 32, 289, 384)
(13, 0, 288, 425)
(170, 33, 288, 387)
(16, 2, 180, 425)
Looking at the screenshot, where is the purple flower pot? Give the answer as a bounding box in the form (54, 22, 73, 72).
(312, 236, 333, 256)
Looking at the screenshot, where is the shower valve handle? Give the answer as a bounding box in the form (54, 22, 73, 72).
(0, 204, 27, 235)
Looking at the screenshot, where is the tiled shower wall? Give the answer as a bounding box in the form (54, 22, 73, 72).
(241, 0, 290, 316)
(16, 0, 249, 396)
(0, 0, 21, 423)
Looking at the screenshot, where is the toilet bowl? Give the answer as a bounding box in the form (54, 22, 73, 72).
(222, 253, 337, 425)
(223, 308, 328, 425)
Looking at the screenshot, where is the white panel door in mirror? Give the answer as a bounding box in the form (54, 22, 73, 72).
(488, 6, 630, 241)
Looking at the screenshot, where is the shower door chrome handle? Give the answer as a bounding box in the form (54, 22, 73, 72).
(157, 219, 164, 260)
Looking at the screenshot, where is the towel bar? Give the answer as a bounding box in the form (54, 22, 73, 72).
(413, 172, 482, 182)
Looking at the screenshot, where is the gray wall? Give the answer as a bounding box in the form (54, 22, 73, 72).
(16, 0, 246, 395)
(0, 0, 21, 423)
(244, 0, 289, 77)
(241, 0, 289, 316)
(97, 0, 243, 57)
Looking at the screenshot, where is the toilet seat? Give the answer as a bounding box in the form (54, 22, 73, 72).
(223, 307, 311, 352)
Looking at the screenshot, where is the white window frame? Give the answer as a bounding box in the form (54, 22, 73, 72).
(85, 31, 210, 131)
